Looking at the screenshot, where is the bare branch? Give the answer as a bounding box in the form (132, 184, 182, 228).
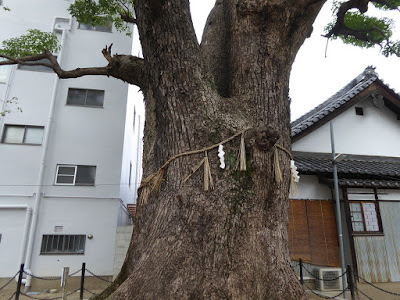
(102, 44, 113, 63)
(0, 49, 148, 89)
(120, 12, 136, 23)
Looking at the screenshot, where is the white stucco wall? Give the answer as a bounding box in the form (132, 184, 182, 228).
(0, 206, 30, 277)
(0, 0, 135, 278)
(30, 197, 120, 276)
(293, 97, 400, 157)
(290, 175, 333, 200)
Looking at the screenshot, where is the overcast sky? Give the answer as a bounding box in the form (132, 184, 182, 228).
(189, 0, 400, 121)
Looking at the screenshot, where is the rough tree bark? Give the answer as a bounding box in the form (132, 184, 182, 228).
(90, 0, 327, 299)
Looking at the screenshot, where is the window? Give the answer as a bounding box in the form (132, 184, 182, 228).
(78, 18, 112, 32)
(2, 125, 44, 145)
(40, 234, 86, 255)
(349, 202, 381, 233)
(18, 58, 54, 72)
(355, 107, 364, 115)
(55, 165, 96, 186)
(67, 88, 104, 107)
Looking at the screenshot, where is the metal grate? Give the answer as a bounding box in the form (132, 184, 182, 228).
(40, 234, 86, 254)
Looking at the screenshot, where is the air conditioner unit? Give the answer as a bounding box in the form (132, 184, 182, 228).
(312, 268, 343, 291)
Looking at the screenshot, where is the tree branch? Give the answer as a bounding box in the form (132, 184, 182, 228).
(324, 0, 370, 39)
(0, 49, 148, 89)
(120, 12, 136, 23)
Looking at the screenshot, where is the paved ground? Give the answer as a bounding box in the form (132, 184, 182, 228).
(0, 282, 103, 300)
(2, 280, 400, 299)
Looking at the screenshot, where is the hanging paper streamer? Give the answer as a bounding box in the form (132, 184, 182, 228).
(203, 151, 214, 191)
(239, 133, 246, 171)
(218, 144, 225, 169)
(290, 159, 299, 196)
(290, 160, 300, 183)
(274, 147, 282, 183)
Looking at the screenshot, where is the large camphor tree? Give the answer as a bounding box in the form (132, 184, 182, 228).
(1, 0, 400, 299)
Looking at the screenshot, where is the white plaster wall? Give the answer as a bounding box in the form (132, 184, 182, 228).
(30, 197, 119, 276)
(0, 208, 28, 276)
(293, 97, 400, 157)
(290, 175, 333, 200)
(0, 0, 135, 277)
(376, 189, 400, 201)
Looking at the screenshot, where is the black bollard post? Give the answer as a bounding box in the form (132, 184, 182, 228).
(15, 264, 24, 300)
(299, 258, 304, 285)
(80, 263, 86, 300)
(347, 264, 355, 300)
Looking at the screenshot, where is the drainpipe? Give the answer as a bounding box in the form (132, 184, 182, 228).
(23, 19, 69, 292)
(330, 121, 347, 299)
(0, 205, 32, 283)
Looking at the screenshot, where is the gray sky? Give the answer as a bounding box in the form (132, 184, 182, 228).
(190, 0, 400, 121)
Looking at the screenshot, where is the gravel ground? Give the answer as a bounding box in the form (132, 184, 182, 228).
(0, 282, 103, 300)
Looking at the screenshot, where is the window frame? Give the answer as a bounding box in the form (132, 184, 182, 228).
(40, 234, 86, 255)
(1, 124, 44, 145)
(78, 18, 112, 32)
(66, 88, 105, 108)
(55, 165, 96, 186)
(349, 201, 383, 234)
(17, 58, 55, 72)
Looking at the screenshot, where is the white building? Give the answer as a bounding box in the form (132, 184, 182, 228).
(0, 0, 143, 288)
(289, 66, 400, 284)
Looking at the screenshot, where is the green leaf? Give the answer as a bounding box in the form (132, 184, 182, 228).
(0, 29, 60, 57)
(372, 0, 400, 10)
(68, 0, 134, 36)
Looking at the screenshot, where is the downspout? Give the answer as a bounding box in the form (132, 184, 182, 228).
(23, 19, 69, 292)
(0, 205, 32, 284)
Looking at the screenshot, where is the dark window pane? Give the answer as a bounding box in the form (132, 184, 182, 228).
(18, 58, 54, 72)
(76, 166, 96, 185)
(56, 176, 74, 184)
(67, 89, 86, 105)
(78, 23, 94, 30)
(95, 23, 112, 32)
(58, 166, 75, 175)
(86, 90, 104, 106)
(40, 234, 86, 254)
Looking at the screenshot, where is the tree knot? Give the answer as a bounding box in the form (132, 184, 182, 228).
(245, 125, 280, 151)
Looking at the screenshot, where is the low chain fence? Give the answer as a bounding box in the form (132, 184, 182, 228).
(4, 263, 112, 300)
(5, 260, 400, 299)
(293, 258, 400, 299)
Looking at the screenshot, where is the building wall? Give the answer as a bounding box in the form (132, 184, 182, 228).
(291, 96, 400, 280)
(293, 97, 400, 157)
(0, 0, 136, 278)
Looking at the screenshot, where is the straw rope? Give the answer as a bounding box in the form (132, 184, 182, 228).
(138, 129, 248, 191)
(137, 128, 296, 203)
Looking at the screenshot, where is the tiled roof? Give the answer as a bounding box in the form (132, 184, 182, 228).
(291, 66, 379, 137)
(294, 152, 400, 188)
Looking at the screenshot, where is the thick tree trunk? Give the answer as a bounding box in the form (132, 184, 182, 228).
(94, 0, 326, 299)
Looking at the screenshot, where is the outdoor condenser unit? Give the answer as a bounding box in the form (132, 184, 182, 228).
(312, 268, 343, 291)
